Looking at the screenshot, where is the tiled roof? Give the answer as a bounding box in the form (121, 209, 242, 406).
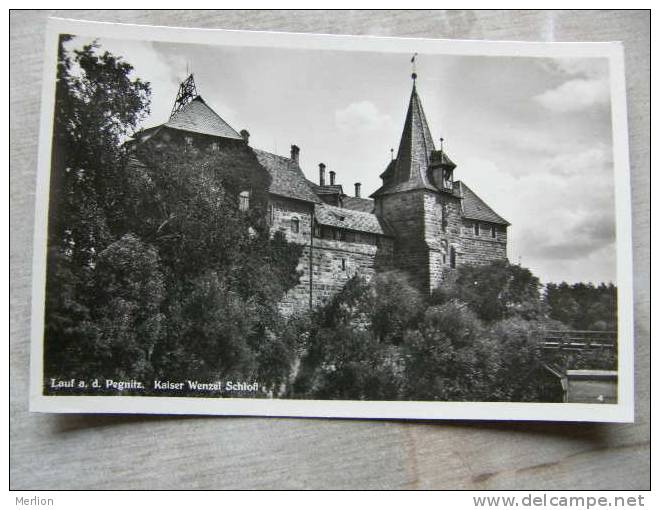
(164, 97, 242, 140)
(456, 181, 509, 226)
(372, 83, 435, 197)
(343, 196, 375, 213)
(430, 150, 456, 169)
(306, 180, 344, 196)
(371, 160, 440, 196)
(315, 204, 392, 236)
(253, 149, 321, 204)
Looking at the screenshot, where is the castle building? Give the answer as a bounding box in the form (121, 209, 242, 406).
(132, 73, 509, 315)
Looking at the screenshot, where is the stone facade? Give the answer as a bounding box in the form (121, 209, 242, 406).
(458, 220, 508, 267)
(144, 75, 510, 316)
(270, 195, 394, 317)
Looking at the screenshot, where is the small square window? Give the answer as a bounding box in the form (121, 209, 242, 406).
(239, 191, 250, 212)
(291, 217, 300, 233)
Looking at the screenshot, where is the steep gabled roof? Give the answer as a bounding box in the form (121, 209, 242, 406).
(372, 83, 437, 197)
(253, 149, 321, 204)
(456, 181, 510, 226)
(343, 196, 375, 213)
(306, 180, 345, 196)
(164, 96, 242, 140)
(315, 204, 392, 236)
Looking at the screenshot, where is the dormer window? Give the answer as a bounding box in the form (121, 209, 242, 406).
(239, 191, 250, 212)
(442, 168, 453, 190)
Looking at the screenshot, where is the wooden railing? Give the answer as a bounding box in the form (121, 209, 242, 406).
(541, 330, 617, 352)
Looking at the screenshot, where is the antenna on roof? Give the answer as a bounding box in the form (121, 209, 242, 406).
(411, 53, 418, 81)
(390, 148, 394, 161)
(440, 137, 445, 152)
(170, 73, 198, 119)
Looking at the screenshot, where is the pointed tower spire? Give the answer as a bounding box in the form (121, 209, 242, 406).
(411, 52, 418, 81)
(170, 73, 198, 119)
(392, 71, 435, 186)
(371, 58, 457, 199)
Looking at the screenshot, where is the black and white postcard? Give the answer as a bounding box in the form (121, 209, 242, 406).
(29, 18, 634, 421)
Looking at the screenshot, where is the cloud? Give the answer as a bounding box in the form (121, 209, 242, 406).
(533, 78, 610, 113)
(541, 144, 612, 177)
(335, 101, 394, 133)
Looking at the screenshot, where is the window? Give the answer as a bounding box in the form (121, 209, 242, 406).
(491, 225, 496, 238)
(314, 224, 322, 237)
(239, 191, 250, 212)
(341, 258, 346, 271)
(450, 247, 456, 269)
(442, 168, 453, 190)
(474, 223, 480, 236)
(291, 217, 300, 233)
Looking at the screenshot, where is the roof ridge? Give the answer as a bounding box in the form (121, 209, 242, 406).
(459, 181, 510, 225)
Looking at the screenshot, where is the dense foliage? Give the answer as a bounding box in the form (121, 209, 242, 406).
(294, 269, 560, 402)
(44, 37, 303, 395)
(544, 282, 617, 331)
(44, 37, 617, 403)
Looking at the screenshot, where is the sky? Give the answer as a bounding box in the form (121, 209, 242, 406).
(64, 36, 617, 285)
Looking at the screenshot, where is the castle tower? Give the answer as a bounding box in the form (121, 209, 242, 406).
(371, 73, 463, 293)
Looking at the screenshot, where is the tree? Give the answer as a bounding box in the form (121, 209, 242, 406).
(486, 318, 547, 402)
(44, 38, 305, 393)
(44, 36, 152, 384)
(544, 282, 617, 330)
(293, 273, 419, 400)
(432, 260, 545, 322)
(49, 36, 151, 266)
(402, 301, 499, 401)
(89, 234, 165, 382)
(128, 138, 304, 388)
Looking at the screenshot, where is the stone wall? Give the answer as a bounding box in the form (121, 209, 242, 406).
(270, 196, 394, 316)
(270, 192, 508, 315)
(376, 191, 429, 292)
(423, 191, 463, 291)
(458, 219, 508, 266)
(269, 197, 314, 245)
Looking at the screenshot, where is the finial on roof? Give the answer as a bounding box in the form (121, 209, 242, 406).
(440, 137, 444, 151)
(411, 53, 418, 81)
(390, 148, 394, 161)
(170, 73, 198, 119)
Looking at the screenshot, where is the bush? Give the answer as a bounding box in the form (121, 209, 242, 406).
(432, 261, 545, 322)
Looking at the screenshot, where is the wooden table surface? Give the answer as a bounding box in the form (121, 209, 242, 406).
(10, 10, 650, 490)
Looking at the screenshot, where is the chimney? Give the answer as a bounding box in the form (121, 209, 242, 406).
(240, 129, 250, 145)
(329, 170, 336, 186)
(319, 163, 326, 186)
(290, 144, 300, 164)
(354, 182, 361, 198)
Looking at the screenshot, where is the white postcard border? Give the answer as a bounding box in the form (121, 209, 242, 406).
(29, 17, 635, 422)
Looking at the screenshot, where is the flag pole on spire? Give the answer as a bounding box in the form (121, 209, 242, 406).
(411, 53, 418, 81)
